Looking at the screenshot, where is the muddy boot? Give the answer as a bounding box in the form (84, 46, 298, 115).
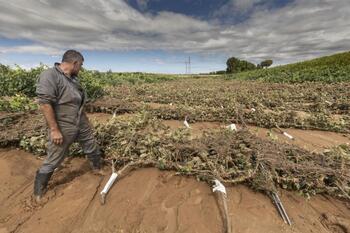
(33, 170, 53, 202)
(90, 158, 107, 176)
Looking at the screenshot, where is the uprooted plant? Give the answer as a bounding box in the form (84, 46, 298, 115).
(93, 112, 350, 199)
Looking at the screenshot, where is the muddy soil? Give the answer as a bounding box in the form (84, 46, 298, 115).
(0, 149, 349, 233)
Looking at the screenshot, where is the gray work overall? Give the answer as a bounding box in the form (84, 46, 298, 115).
(36, 63, 101, 173)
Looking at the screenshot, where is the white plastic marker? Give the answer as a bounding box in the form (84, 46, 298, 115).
(227, 123, 237, 132)
(100, 172, 118, 205)
(276, 126, 294, 140)
(212, 179, 227, 195)
(100, 160, 118, 205)
(283, 132, 294, 140)
(112, 110, 117, 118)
(212, 179, 231, 233)
(184, 116, 191, 128)
(251, 108, 256, 112)
(325, 100, 332, 105)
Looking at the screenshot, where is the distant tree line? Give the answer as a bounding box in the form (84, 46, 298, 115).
(258, 59, 273, 69)
(211, 57, 273, 74)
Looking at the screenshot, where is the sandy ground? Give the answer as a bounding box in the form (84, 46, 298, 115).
(0, 149, 349, 233)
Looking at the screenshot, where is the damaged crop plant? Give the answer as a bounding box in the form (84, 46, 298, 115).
(0, 51, 350, 203)
(8, 111, 350, 200)
(93, 113, 350, 199)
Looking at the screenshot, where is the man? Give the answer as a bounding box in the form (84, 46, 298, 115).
(34, 50, 103, 202)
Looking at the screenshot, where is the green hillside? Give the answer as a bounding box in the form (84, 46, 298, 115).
(230, 51, 350, 83)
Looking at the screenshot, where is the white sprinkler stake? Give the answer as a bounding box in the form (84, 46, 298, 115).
(184, 116, 191, 129)
(212, 179, 227, 195)
(213, 179, 231, 233)
(283, 132, 294, 140)
(184, 120, 190, 128)
(227, 123, 237, 132)
(112, 110, 117, 118)
(100, 172, 118, 204)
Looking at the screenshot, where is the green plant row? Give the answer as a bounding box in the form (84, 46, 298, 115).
(0, 64, 181, 100)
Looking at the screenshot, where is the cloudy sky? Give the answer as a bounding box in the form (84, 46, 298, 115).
(0, 0, 349, 73)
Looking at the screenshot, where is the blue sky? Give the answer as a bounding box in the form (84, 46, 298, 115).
(127, 0, 293, 23)
(0, 0, 349, 73)
(0, 45, 225, 73)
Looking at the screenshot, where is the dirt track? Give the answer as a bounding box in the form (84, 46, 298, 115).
(0, 149, 349, 233)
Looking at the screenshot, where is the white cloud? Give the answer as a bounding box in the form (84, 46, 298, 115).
(136, 0, 149, 10)
(212, 0, 280, 22)
(152, 58, 165, 65)
(234, 0, 257, 11)
(214, 0, 265, 16)
(0, 45, 64, 56)
(0, 0, 212, 51)
(0, 0, 349, 65)
(0, 45, 62, 55)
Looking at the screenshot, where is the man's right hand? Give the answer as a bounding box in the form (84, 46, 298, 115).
(51, 128, 63, 145)
(39, 104, 63, 145)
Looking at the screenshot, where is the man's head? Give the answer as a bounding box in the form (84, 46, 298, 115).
(61, 50, 84, 76)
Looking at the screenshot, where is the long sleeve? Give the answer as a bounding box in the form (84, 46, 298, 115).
(36, 70, 58, 105)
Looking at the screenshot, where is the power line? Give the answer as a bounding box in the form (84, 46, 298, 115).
(185, 56, 191, 74)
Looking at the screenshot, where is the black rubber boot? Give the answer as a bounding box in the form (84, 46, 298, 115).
(89, 157, 107, 175)
(33, 170, 53, 202)
(89, 156, 102, 170)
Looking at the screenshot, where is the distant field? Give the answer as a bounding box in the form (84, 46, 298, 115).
(227, 51, 350, 83)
